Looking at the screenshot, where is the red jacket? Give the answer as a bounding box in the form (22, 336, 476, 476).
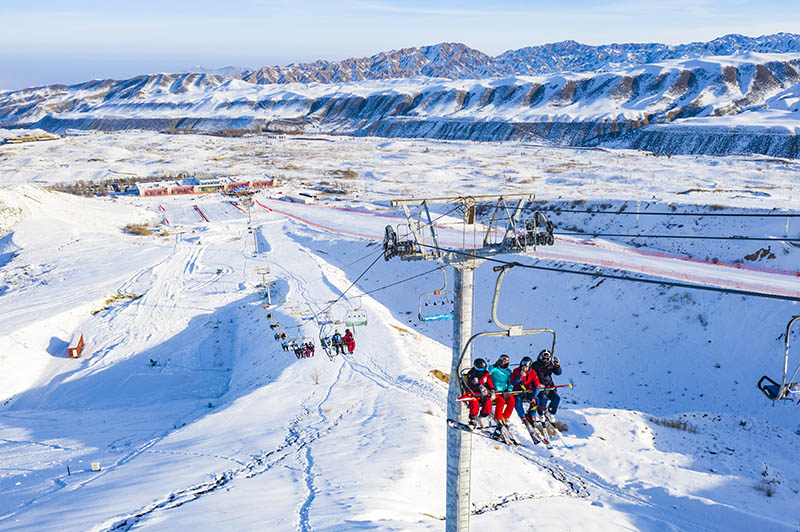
(510, 366, 540, 391)
(464, 368, 494, 395)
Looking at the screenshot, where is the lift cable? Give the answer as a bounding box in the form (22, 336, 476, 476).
(429, 211, 799, 242)
(553, 232, 800, 243)
(282, 258, 444, 331)
(411, 242, 800, 303)
(520, 207, 800, 217)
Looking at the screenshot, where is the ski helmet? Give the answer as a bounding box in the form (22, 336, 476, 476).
(538, 349, 552, 364)
(345, 329, 351, 334)
(473, 358, 487, 371)
(495, 354, 510, 368)
(520, 356, 533, 368)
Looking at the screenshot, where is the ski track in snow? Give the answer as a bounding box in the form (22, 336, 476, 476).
(97, 407, 352, 532)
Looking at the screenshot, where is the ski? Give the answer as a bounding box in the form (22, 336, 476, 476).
(447, 419, 515, 446)
(542, 418, 571, 449)
(501, 424, 522, 446)
(492, 425, 515, 446)
(521, 419, 545, 446)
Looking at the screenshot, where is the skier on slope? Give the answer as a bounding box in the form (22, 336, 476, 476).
(510, 356, 540, 422)
(331, 330, 345, 355)
(343, 329, 355, 354)
(464, 358, 495, 430)
(532, 349, 562, 422)
(487, 354, 515, 439)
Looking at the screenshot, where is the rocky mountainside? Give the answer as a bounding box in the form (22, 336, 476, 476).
(240, 33, 800, 84)
(1, 53, 798, 157)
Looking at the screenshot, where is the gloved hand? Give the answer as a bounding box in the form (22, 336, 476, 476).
(553, 356, 560, 366)
(479, 385, 489, 398)
(502, 390, 511, 399)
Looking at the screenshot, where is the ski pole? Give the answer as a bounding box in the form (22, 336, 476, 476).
(457, 384, 574, 402)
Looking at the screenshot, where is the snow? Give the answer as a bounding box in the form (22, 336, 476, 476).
(0, 131, 799, 531)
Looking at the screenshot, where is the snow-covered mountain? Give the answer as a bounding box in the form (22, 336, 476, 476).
(240, 33, 800, 83)
(2, 53, 799, 157)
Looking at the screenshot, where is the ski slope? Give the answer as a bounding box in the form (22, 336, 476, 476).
(1, 139, 799, 531)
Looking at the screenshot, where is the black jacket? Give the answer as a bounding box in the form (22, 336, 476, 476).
(532, 359, 561, 388)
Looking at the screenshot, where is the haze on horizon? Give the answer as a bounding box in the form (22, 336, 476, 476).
(1, 0, 799, 90)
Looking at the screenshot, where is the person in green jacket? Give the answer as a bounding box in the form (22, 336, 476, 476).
(488, 354, 515, 436)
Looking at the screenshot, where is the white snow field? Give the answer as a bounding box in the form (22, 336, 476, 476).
(0, 132, 799, 532)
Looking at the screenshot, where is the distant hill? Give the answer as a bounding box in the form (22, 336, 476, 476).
(240, 33, 800, 84)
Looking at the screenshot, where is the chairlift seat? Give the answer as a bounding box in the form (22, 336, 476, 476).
(418, 288, 454, 322)
(758, 375, 800, 401)
(757, 375, 783, 401)
(758, 315, 800, 403)
(345, 309, 367, 327)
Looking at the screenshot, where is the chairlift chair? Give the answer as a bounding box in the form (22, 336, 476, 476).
(419, 267, 455, 322)
(383, 224, 418, 261)
(345, 297, 368, 327)
(758, 315, 800, 402)
(317, 310, 333, 326)
(319, 324, 337, 361)
(291, 336, 316, 359)
(455, 264, 557, 402)
(325, 301, 348, 325)
(523, 210, 555, 247)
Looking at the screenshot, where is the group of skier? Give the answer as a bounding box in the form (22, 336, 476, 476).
(463, 349, 562, 441)
(289, 341, 315, 358)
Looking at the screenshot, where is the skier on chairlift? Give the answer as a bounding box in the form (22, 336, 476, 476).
(532, 349, 562, 422)
(332, 330, 345, 355)
(511, 356, 540, 422)
(464, 358, 495, 430)
(488, 354, 515, 439)
(343, 329, 355, 354)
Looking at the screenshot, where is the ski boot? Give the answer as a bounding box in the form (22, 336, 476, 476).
(491, 426, 505, 442)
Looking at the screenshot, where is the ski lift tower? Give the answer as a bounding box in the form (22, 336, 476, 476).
(383, 194, 555, 532)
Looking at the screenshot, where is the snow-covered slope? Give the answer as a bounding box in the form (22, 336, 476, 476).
(2, 54, 800, 157)
(0, 130, 799, 531)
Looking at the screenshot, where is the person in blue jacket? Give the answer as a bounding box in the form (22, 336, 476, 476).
(488, 354, 515, 436)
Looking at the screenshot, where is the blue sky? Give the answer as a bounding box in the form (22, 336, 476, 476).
(1, 0, 798, 89)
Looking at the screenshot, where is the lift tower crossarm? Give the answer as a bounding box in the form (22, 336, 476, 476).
(390, 193, 534, 206)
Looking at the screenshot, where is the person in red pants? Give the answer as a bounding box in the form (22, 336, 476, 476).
(463, 358, 494, 429)
(488, 354, 515, 439)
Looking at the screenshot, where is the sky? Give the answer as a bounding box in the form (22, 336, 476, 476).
(1, 0, 799, 90)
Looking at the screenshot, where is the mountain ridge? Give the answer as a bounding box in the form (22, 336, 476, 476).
(238, 32, 800, 84)
(2, 52, 798, 158)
